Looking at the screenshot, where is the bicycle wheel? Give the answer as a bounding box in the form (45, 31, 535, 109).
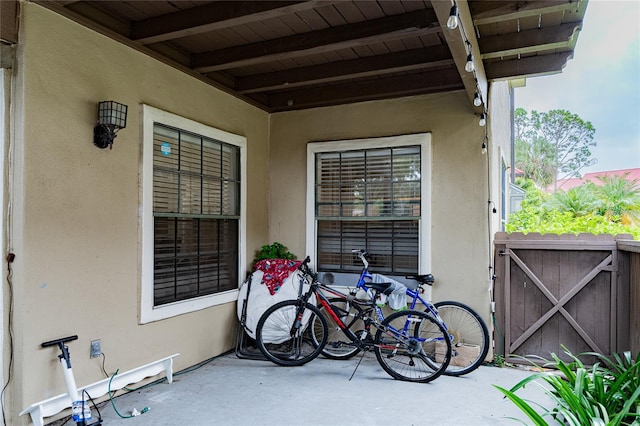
(314, 298, 365, 360)
(433, 301, 490, 376)
(374, 309, 451, 383)
(256, 300, 328, 366)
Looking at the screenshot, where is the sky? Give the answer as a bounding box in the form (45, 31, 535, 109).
(514, 0, 640, 174)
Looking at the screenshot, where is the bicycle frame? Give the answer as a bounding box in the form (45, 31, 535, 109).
(351, 256, 445, 325)
(255, 257, 453, 382)
(312, 251, 489, 377)
(297, 260, 428, 348)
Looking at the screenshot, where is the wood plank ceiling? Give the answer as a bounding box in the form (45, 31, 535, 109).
(15, 1, 587, 113)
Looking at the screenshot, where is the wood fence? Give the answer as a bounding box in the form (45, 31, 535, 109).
(493, 232, 636, 364)
(618, 240, 640, 356)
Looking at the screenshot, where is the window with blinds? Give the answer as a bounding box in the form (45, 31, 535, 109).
(315, 146, 421, 274)
(152, 124, 239, 306)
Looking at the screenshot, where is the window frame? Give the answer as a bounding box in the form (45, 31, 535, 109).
(305, 133, 431, 275)
(141, 105, 246, 323)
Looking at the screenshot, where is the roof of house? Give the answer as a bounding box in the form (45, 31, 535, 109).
(555, 168, 640, 191)
(2, 0, 588, 113)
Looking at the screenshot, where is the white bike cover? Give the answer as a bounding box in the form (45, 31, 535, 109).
(372, 273, 408, 310)
(237, 269, 315, 339)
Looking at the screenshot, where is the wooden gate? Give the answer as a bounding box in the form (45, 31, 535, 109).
(494, 233, 631, 363)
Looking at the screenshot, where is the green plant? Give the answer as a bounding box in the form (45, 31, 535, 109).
(507, 178, 640, 239)
(494, 348, 640, 425)
(545, 184, 599, 217)
(253, 242, 296, 264)
(595, 174, 640, 226)
(493, 354, 515, 369)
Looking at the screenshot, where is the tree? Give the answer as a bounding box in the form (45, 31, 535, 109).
(515, 136, 556, 188)
(514, 108, 597, 190)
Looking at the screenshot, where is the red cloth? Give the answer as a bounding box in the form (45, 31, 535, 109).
(254, 259, 302, 295)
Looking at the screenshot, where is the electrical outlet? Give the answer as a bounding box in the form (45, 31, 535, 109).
(90, 340, 102, 358)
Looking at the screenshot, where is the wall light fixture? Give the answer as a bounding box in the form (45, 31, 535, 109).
(93, 101, 128, 149)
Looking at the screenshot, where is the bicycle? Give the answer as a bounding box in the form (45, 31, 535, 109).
(254, 257, 452, 383)
(318, 249, 489, 376)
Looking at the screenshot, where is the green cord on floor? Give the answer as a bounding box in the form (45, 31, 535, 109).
(108, 369, 135, 419)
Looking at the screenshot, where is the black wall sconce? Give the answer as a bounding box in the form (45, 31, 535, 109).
(93, 101, 128, 149)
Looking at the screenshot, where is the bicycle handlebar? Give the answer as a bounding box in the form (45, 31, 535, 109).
(298, 256, 317, 280)
(298, 252, 434, 287)
(351, 249, 369, 269)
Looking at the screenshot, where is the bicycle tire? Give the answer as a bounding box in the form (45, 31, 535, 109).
(433, 301, 490, 376)
(374, 309, 451, 383)
(256, 300, 328, 366)
(314, 298, 365, 360)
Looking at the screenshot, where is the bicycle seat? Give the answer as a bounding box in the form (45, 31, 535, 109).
(367, 281, 394, 295)
(405, 274, 434, 285)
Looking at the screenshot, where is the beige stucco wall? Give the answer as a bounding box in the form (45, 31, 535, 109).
(6, 3, 514, 424)
(8, 4, 269, 423)
(268, 89, 511, 324)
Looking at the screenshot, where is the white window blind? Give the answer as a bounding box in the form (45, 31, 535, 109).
(315, 146, 421, 274)
(152, 124, 240, 306)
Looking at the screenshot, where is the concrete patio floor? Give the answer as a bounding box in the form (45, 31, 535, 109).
(68, 351, 553, 426)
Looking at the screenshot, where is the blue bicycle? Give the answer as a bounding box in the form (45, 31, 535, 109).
(318, 249, 490, 376)
(255, 256, 452, 383)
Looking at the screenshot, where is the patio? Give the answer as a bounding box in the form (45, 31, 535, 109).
(0, 4, 595, 424)
(85, 352, 550, 426)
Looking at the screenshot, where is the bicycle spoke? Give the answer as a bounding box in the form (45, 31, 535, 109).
(256, 300, 327, 366)
(374, 310, 450, 383)
(433, 301, 489, 376)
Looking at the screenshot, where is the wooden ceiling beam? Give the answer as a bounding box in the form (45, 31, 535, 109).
(485, 52, 573, 80)
(131, 1, 333, 44)
(267, 67, 463, 111)
(431, 0, 487, 113)
(192, 9, 440, 73)
(34, 0, 588, 112)
(32, 0, 131, 36)
(480, 22, 580, 59)
(0, 0, 19, 43)
(235, 46, 453, 93)
(471, 0, 585, 25)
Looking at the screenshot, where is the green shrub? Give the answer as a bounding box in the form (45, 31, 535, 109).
(507, 211, 640, 239)
(507, 178, 640, 239)
(252, 242, 296, 264)
(494, 348, 640, 425)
